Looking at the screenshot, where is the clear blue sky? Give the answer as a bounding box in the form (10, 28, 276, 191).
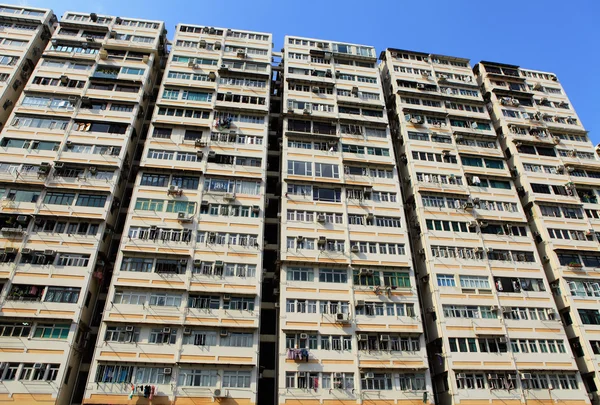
(21, 0, 600, 144)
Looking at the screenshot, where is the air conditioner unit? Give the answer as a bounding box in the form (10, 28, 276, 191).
(365, 372, 375, 379)
(490, 305, 499, 312)
(33, 363, 43, 370)
(356, 300, 365, 307)
(183, 328, 192, 335)
(163, 367, 172, 375)
(16, 215, 28, 223)
(498, 336, 508, 343)
(521, 373, 532, 380)
(300, 333, 308, 339)
(54, 162, 64, 169)
(502, 306, 512, 313)
(333, 372, 343, 378)
(366, 213, 374, 220)
(546, 308, 557, 317)
(44, 250, 56, 256)
(462, 202, 474, 210)
(457, 373, 466, 379)
(312, 86, 320, 93)
(21, 248, 32, 255)
(125, 325, 134, 332)
(379, 335, 390, 341)
(177, 212, 187, 220)
(426, 307, 435, 314)
(316, 214, 326, 223)
(351, 245, 359, 253)
(215, 260, 224, 267)
(220, 329, 229, 337)
(162, 327, 171, 334)
(193, 259, 202, 267)
(223, 294, 231, 302)
(224, 193, 235, 201)
(317, 236, 327, 245)
(336, 313, 350, 323)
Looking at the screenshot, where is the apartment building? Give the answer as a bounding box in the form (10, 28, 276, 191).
(277, 37, 431, 405)
(83, 24, 272, 404)
(475, 61, 600, 402)
(380, 49, 590, 405)
(0, 4, 55, 127)
(0, 10, 166, 405)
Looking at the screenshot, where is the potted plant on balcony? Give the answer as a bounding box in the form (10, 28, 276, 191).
(568, 262, 583, 269)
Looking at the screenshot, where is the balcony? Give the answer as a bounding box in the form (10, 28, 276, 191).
(186, 308, 259, 329)
(85, 382, 172, 403)
(357, 349, 426, 369)
(180, 344, 257, 365)
(1, 297, 79, 320)
(37, 202, 108, 220)
(59, 150, 123, 167)
(84, 88, 141, 103)
(105, 303, 185, 325)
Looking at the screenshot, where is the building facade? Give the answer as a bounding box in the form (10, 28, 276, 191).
(0, 10, 166, 405)
(0, 4, 55, 128)
(475, 61, 600, 403)
(380, 49, 590, 405)
(83, 24, 272, 405)
(277, 37, 432, 405)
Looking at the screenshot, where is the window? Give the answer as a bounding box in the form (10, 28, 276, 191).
(149, 328, 177, 344)
(437, 274, 456, 287)
(383, 272, 411, 288)
(135, 367, 171, 384)
(45, 287, 80, 303)
(178, 369, 218, 387)
(222, 371, 251, 388)
(113, 290, 147, 305)
(319, 269, 348, 283)
(287, 267, 314, 282)
(222, 333, 253, 347)
(315, 163, 339, 178)
(76, 194, 107, 207)
(0, 322, 31, 338)
(460, 276, 490, 290)
(149, 293, 182, 307)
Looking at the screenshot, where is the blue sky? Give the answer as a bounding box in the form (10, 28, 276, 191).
(22, 0, 600, 144)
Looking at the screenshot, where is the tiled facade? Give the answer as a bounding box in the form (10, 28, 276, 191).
(475, 60, 600, 403)
(0, 10, 166, 405)
(0, 5, 55, 128)
(277, 37, 432, 405)
(0, 4, 596, 405)
(84, 24, 271, 405)
(380, 49, 590, 405)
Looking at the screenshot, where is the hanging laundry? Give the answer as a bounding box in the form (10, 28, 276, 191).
(128, 384, 135, 400)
